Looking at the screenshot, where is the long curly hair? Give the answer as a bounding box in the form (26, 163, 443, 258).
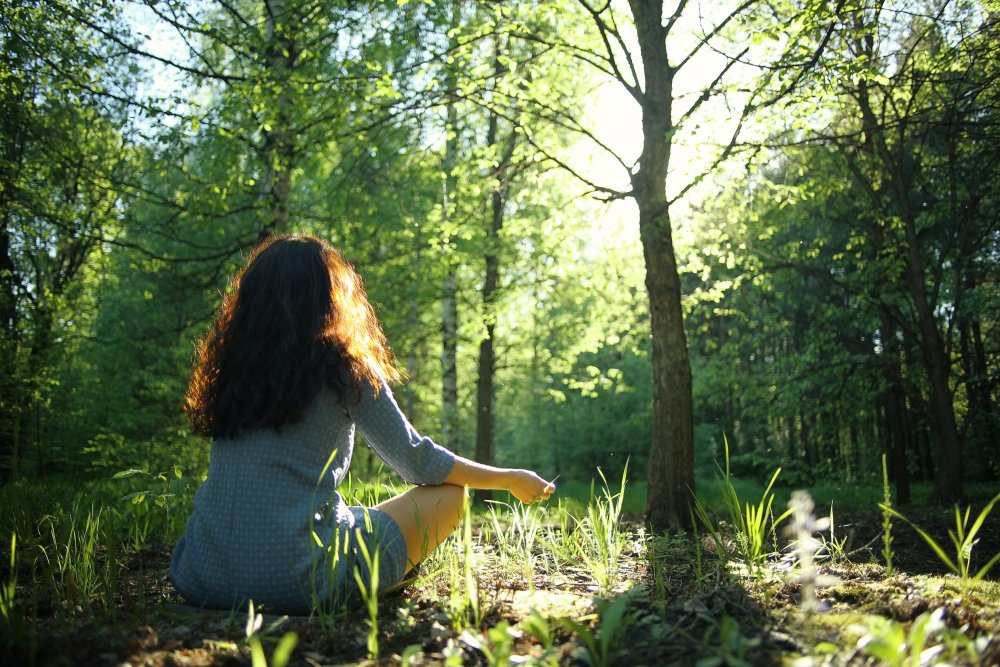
(185, 235, 399, 438)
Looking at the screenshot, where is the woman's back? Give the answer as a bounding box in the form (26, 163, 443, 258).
(171, 388, 357, 612)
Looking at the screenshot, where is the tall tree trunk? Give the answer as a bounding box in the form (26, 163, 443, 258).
(257, 0, 296, 238)
(439, 0, 461, 452)
(0, 72, 27, 480)
(474, 40, 507, 493)
(474, 159, 502, 471)
(441, 272, 458, 450)
(879, 320, 911, 504)
(630, 0, 695, 531)
(901, 241, 963, 500)
(850, 25, 964, 501)
(0, 218, 17, 479)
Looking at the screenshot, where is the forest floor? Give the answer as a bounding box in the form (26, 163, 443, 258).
(2, 484, 1000, 666)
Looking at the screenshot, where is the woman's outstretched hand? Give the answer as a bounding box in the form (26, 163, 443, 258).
(507, 469, 557, 504)
(444, 456, 556, 503)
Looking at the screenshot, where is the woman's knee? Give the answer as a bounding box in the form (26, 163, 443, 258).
(437, 482, 466, 507)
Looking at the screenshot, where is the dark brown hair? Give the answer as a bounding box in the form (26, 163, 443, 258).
(185, 235, 399, 438)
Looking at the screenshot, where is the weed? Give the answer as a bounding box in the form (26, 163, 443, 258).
(880, 491, 1000, 581)
(691, 498, 730, 579)
(521, 610, 557, 658)
(244, 600, 297, 667)
(459, 621, 517, 665)
(399, 644, 423, 666)
(557, 594, 632, 667)
(444, 491, 480, 632)
(36, 501, 118, 608)
(352, 527, 380, 661)
(855, 608, 984, 666)
(820, 503, 849, 563)
(710, 437, 791, 576)
(698, 613, 761, 667)
(543, 499, 577, 567)
(0, 534, 16, 624)
(880, 454, 895, 576)
(114, 466, 192, 547)
(308, 447, 349, 616)
(785, 491, 839, 619)
(487, 499, 545, 585)
(575, 465, 628, 596)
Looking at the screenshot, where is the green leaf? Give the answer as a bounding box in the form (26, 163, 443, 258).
(271, 632, 298, 667)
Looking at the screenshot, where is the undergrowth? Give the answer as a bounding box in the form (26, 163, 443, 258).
(0, 465, 998, 666)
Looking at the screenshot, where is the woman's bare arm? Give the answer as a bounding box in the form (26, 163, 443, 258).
(443, 455, 556, 503)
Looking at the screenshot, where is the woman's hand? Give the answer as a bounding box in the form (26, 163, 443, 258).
(444, 456, 556, 503)
(506, 469, 556, 504)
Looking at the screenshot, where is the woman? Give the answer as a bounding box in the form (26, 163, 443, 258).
(170, 235, 554, 614)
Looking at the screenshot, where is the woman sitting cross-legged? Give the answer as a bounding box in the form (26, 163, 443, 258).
(170, 234, 555, 614)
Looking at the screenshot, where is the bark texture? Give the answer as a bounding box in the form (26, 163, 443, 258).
(629, 0, 696, 530)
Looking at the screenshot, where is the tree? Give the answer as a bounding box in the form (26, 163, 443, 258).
(494, 0, 839, 528)
(802, 2, 1000, 500)
(0, 0, 138, 477)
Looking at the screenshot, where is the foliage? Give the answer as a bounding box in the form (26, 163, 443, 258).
(557, 594, 632, 667)
(0, 534, 15, 625)
(881, 492, 1000, 582)
(573, 466, 628, 596)
(699, 438, 792, 576)
(855, 608, 985, 667)
(245, 600, 298, 667)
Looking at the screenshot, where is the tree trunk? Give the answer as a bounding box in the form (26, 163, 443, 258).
(440, 3, 461, 452)
(257, 0, 296, 238)
(851, 36, 964, 501)
(474, 187, 501, 470)
(879, 320, 911, 504)
(629, 0, 695, 531)
(441, 272, 458, 450)
(0, 71, 27, 480)
(0, 219, 17, 479)
(896, 203, 963, 499)
(474, 45, 507, 494)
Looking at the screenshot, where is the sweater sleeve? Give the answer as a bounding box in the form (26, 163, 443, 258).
(347, 379, 456, 485)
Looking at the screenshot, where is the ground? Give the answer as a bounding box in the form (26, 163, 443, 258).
(3, 496, 998, 667)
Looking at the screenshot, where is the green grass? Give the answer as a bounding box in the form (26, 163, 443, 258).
(1, 464, 999, 666)
(551, 476, 893, 516)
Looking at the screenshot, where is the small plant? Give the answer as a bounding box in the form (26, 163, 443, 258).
(880, 491, 1000, 581)
(399, 644, 423, 667)
(698, 613, 761, 667)
(114, 466, 192, 547)
(785, 491, 839, 618)
(445, 490, 480, 632)
(710, 437, 791, 576)
(244, 600, 298, 667)
(819, 503, 849, 563)
(352, 527, 381, 660)
(487, 499, 545, 585)
(544, 499, 578, 567)
(459, 621, 516, 666)
(880, 454, 895, 576)
(648, 536, 668, 616)
(855, 608, 983, 666)
(574, 465, 628, 596)
(521, 610, 559, 664)
(1, 533, 16, 623)
(691, 498, 730, 579)
(557, 594, 632, 667)
(36, 501, 118, 608)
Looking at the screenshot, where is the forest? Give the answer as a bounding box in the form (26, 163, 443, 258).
(1, 0, 999, 665)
